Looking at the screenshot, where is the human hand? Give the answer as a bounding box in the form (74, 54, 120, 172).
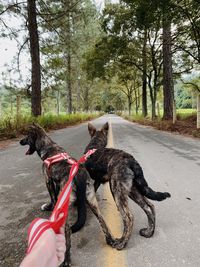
(20, 227, 66, 267)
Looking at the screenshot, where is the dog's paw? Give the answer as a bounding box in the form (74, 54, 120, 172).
(41, 202, 54, 211)
(139, 228, 154, 238)
(106, 236, 116, 246)
(106, 237, 126, 250)
(112, 238, 126, 250)
(59, 262, 72, 267)
(59, 263, 71, 267)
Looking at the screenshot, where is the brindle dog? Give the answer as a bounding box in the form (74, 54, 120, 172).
(84, 122, 171, 250)
(20, 124, 118, 266)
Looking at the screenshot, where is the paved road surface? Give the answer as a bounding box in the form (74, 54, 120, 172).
(0, 115, 200, 266)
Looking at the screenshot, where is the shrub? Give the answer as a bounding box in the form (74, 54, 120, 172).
(0, 113, 100, 140)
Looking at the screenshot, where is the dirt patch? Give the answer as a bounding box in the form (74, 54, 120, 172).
(124, 114, 200, 138)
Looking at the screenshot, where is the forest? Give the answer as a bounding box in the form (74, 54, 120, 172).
(0, 0, 199, 136)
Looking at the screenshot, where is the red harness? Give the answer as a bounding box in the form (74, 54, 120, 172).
(44, 152, 77, 168)
(27, 149, 96, 254)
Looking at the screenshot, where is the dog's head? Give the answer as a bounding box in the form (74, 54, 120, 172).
(87, 122, 109, 149)
(20, 123, 46, 155)
(88, 122, 109, 138)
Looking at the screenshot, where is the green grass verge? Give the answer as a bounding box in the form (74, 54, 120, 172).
(176, 109, 197, 120)
(123, 109, 200, 138)
(0, 113, 101, 140)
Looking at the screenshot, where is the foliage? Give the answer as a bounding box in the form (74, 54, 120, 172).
(175, 86, 192, 109)
(0, 0, 102, 114)
(0, 0, 200, 123)
(124, 109, 199, 138)
(0, 113, 100, 140)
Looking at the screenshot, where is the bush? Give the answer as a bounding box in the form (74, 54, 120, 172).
(0, 113, 100, 140)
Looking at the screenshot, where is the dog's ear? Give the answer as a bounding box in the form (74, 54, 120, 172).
(88, 123, 96, 137)
(32, 123, 46, 132)
(101, 122, 109, 135)
(32, 122, 43, 129)
(28, 123, 46, 137)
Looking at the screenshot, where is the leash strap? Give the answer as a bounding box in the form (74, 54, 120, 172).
(27, 149, 96, 254)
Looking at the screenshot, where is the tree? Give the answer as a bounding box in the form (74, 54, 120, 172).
(172, 0, 200, 127)
(116, 65, 141, 115)
(181, 76, 200, 128)
(162, 0, 174, 120)
(39, 0, 100, 113)
(27, 0, 41, 116)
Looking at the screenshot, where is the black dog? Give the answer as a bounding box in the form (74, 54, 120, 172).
(84, 122, 171, 250)
(20, 124, 119, 266)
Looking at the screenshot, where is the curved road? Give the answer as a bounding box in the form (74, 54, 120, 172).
(0, 114, 200, 266)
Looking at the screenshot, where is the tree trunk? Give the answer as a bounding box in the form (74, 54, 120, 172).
(0, 96, 2, 117)
(162, 17, 174, 120)
(76, 77, 81, 112)
(27, 0, 41, 116)
(142, 28, 148, 117)
(197, 93, 200, 129)
(192, 91, 196, 109)
(128, 99, 131, 115)
(67, 52, 72, 114)
(84, 87, 89, 112)
(151, 99, 156, 120)
(135, 99, 138, 115)
(10, 96, 13, 115)
(134, 87, 139, 115)
(66, 4, 72, 114)
(157, 102, 161, 118)
(173, 100, 177, 124)
(16, 95, 21, 119)
(56, 91, 60, 115)
(149, 83, 157, 120)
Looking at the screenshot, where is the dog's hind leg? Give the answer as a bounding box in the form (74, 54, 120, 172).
(129, 186, 155, 238)
(109, 179, 134, 250)
(86, 181, 117, 247)
(94, 180, 101, 192)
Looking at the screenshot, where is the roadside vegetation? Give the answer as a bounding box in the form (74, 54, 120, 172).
(124, 109, 200, 138)
(0, 113, 100, 140)
(0, 1, 199, 139)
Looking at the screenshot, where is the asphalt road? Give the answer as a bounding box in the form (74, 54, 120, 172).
(0, 114, 200, 267)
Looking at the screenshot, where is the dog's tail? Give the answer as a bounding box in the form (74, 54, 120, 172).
(71, 179, 87, 233)
(130, 160, 171, 201)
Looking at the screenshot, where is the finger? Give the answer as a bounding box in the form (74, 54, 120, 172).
(57, 253, 65, 264)
(56, 246, 66, 253)
(59, 225, 65, 235)
(56, 235, 66, 244)
(58, 256, 64, 265)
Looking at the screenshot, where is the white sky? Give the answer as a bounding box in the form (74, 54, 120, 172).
(0, 0, 119, 87)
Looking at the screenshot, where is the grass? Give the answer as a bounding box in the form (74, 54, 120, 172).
(123, 109, 200, 138)
(0, 113, 101, 140)
(176, 109, 197, 120)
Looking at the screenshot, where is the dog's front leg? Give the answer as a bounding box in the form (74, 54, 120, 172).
(41, 172, 57, 211)
(60, 223, 71, 267)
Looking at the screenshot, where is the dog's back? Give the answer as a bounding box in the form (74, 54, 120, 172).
(85, 123, 170, 202)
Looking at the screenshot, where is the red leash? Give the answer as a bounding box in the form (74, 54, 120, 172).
(27, 149, 96, 254)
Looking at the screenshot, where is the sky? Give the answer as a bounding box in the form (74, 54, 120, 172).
(0, 0, 119, 87)
(0, 13, 28, 86)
